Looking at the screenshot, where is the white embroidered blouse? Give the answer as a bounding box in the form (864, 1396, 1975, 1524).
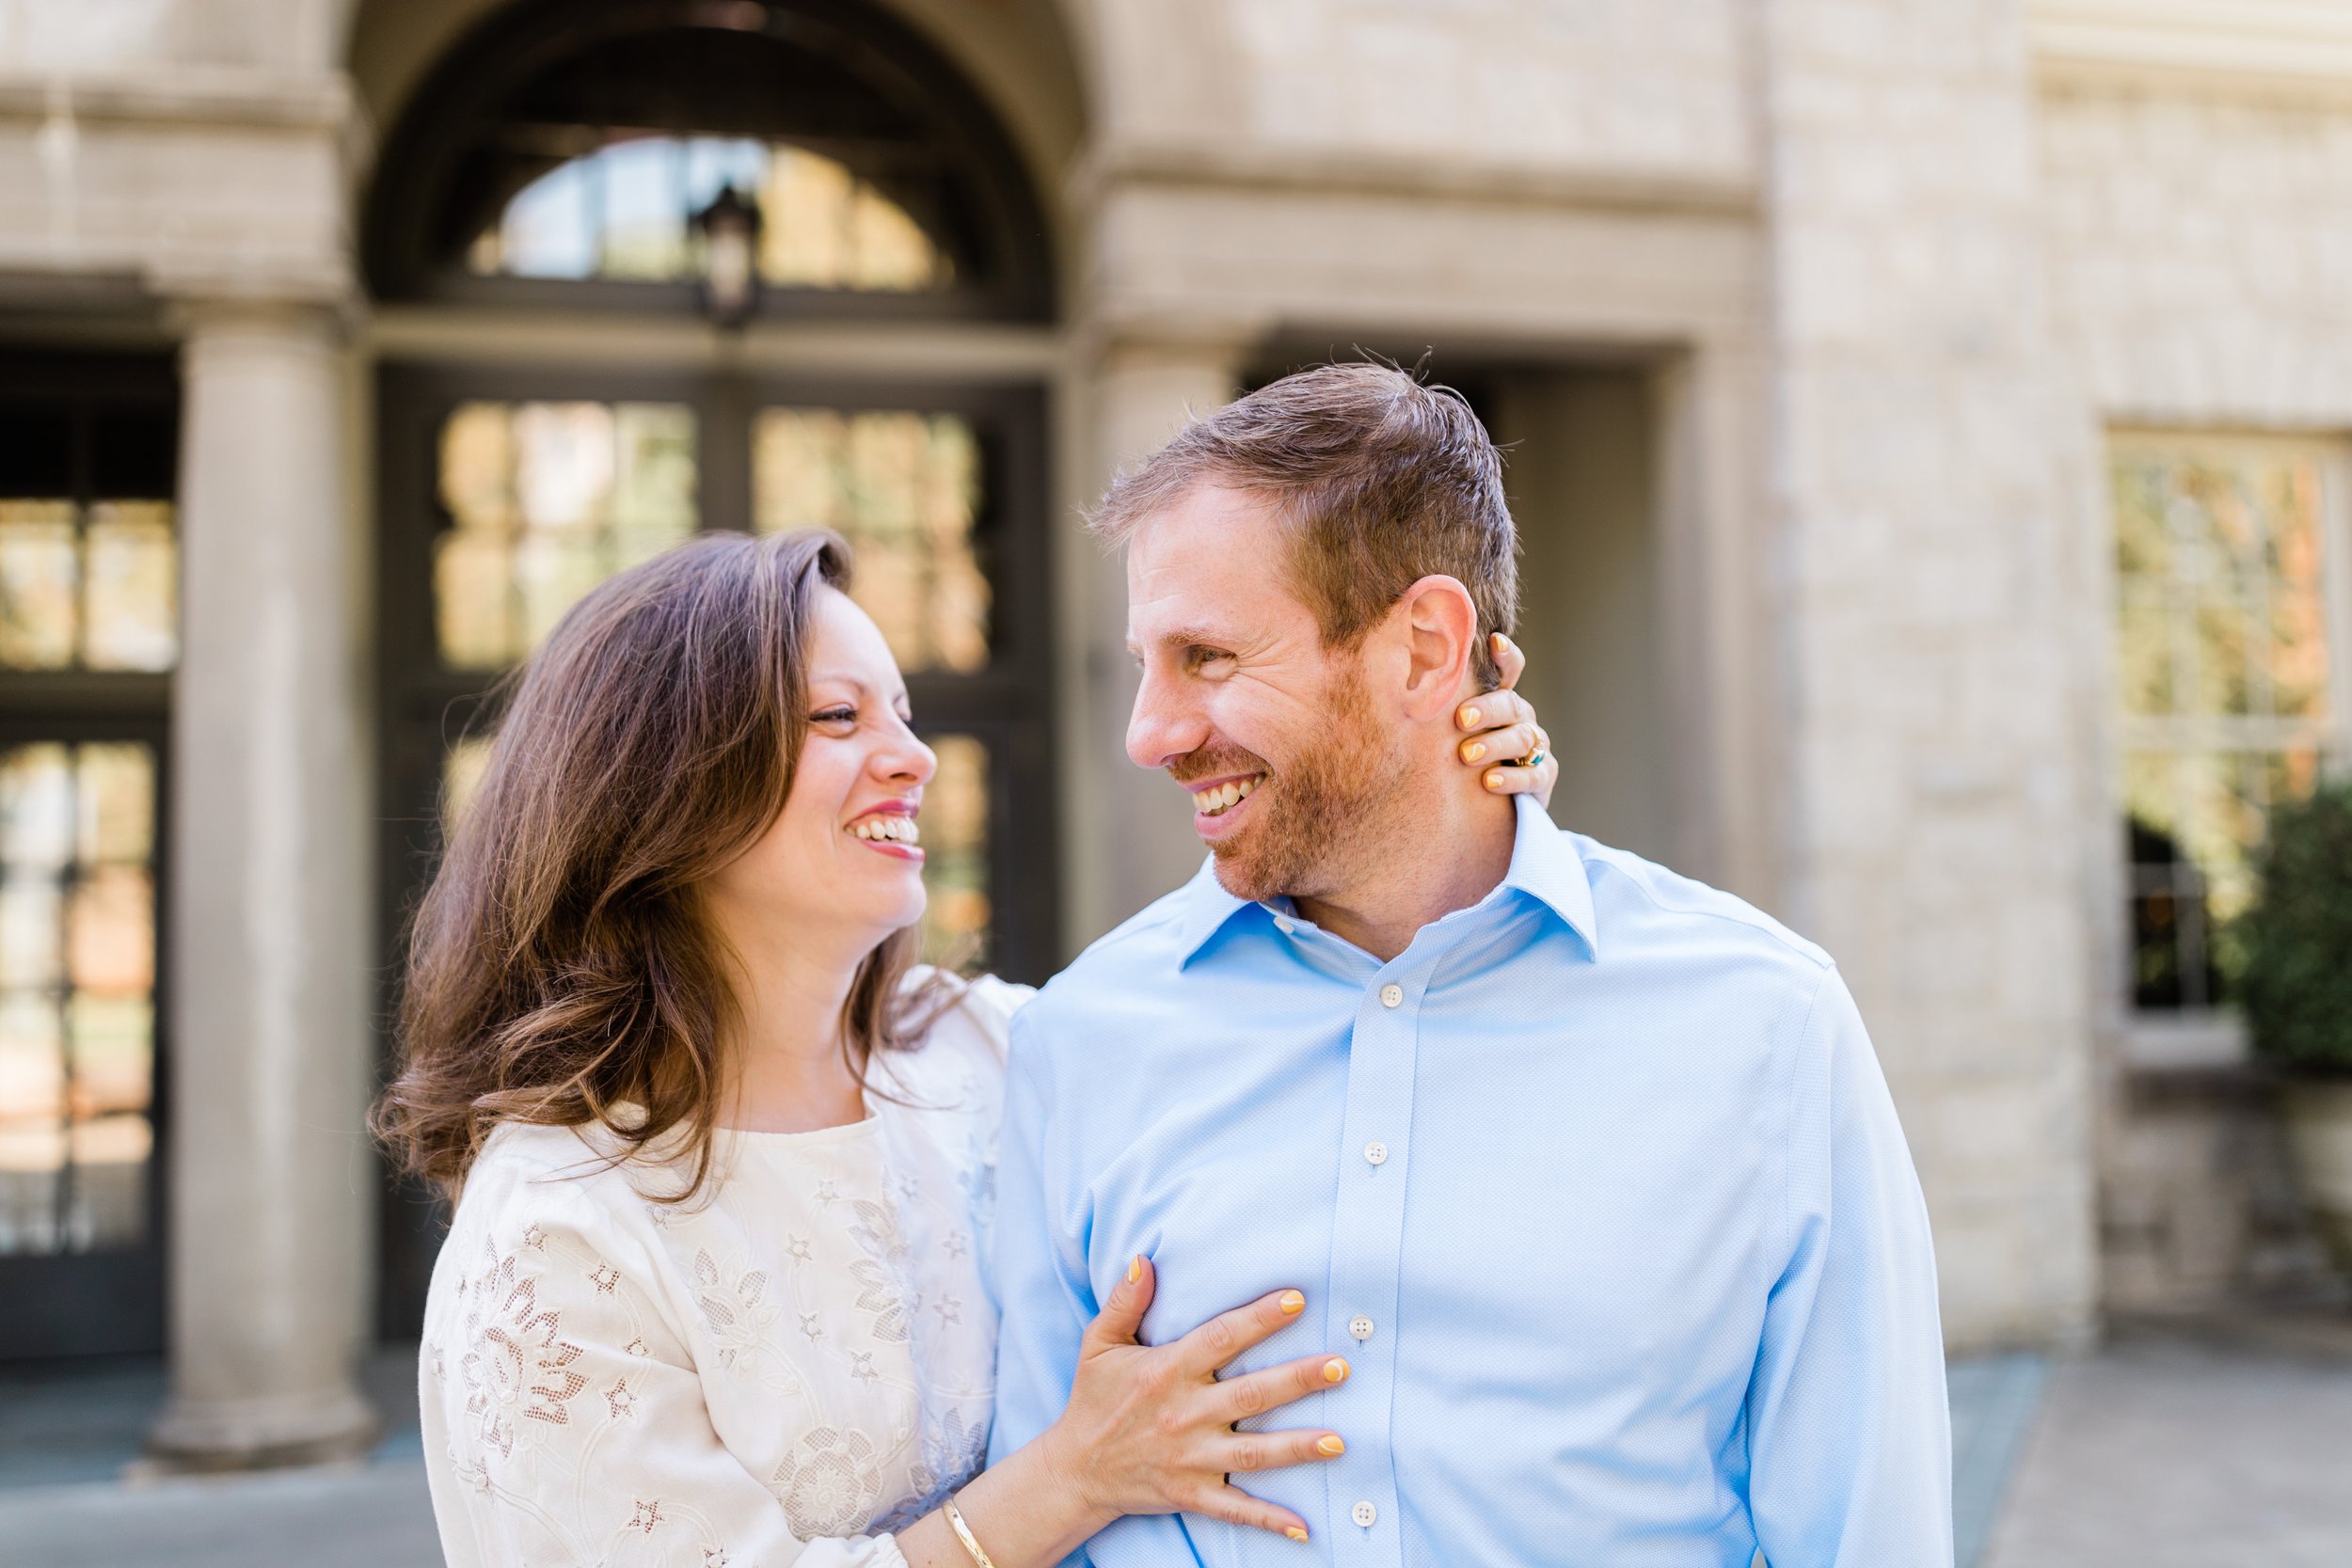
(419, 974, 1030, 1568)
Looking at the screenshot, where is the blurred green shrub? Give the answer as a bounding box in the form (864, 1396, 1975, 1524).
(2238, 778, 2352, 1077)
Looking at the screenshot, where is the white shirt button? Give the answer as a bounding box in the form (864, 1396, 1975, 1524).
(1349, 1315, 1375, 1340)
(1363, 1140, 1389, 1166)
(1378, 983, 1403, 1008)
(1352, 1500, 1378, 1528)
(1273, 916, 1295, 934)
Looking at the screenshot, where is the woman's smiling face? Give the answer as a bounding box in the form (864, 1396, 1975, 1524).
(705, 587, 935, 947)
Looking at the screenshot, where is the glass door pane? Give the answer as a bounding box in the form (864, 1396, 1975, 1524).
(0, 499, 177, 673)
(753, 408, 991, 673)
(0, 741, 157, 1257)
(919, 736, 992, 970)
(436, 400, 699, 669)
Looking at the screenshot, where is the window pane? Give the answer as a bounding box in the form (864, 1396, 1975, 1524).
(442, 735, 495, 838)
(68, 867, 152, 995)
(434, 532, 515, 671)
(0, 405, 72, 496)
(0, 498, 182, 673)
(2270, 585, 2331, 720)
(493, 158, 596, 279)
(600, 138, 690, 280)
(78, 742, 153, 866)
(920, 736, 992, 970)
(2110, 445, 2331, 724)
(83, 501, 178, 671)
(0, 745, 74, 871)
(0, 741, 157, 1255)
(2115, 586, 2174, 717)
(2124, 745, 2324, 1010)
(0, 501, 79, 669)
(473, 137, 952, 293)
(515, 403, 616, 531)
(89, 405, 175, 500)
(514, 531, 612, 652)
(435, 401, 698, 669)
(0, 990, 66, 1255)
(754, 409, 990, 673)
(612, 404, 700, 557)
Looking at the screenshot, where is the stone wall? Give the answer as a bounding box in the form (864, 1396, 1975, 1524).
(1086, 0, 1755, 183)
(0, 0, 351, 301)
(1759, 0, 2103, 1349)
(2041, 79, 2352, 431)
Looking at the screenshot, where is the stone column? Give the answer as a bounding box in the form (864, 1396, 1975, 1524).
(147, 300, 377, 1468)
(1758, 0, 2101, 1348)
(1056, 334, 1246, 948)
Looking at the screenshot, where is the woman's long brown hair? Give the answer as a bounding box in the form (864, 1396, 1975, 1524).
(371, 530, 936, 1206)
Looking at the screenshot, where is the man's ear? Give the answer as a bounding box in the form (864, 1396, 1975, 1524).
(1392, 575, 1480, 721)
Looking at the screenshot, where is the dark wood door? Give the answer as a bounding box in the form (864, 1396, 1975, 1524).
(0, 356, 176, 1360)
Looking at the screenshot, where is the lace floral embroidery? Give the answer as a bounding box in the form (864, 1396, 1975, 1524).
(691, 1249, 780, 1369)
(846, 1259, 915, 1343)
(874, 1405, 988, 1532)
(688, 1244, 813, 1397)
(458, 1242, 589, 1460)
(770, 1427, 884, 1537)
(846, 1198, 908, 1263)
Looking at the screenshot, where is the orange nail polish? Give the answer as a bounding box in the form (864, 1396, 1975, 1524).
(1315, 1434, 1345, 1456)
(1463, 741, 1486, 763)
(1323, 1357, 1349, 1384)
(1278, 1290, 1306, 1315)
(1127, 1255, 1143, 1285)
(1285, 1527, 1310, 1543)
(1459, 705, 1481, 728)
(1485, 769, 1504, 788)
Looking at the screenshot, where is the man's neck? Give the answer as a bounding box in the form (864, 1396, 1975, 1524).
(1291, 780, 1519, 963)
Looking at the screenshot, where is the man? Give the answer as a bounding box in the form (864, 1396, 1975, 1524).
(991, 364, 1950, 1565)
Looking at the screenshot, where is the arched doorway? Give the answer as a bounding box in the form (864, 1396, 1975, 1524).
(362, 0, 1061, 1334)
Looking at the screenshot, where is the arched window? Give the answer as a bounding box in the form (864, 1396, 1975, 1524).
(367, 0, 1050, 321)
(467, 137, 954, 293)
(366, 2, 1061, 1328)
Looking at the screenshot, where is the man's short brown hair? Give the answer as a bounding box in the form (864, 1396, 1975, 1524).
(1089, 362, 1518, 686)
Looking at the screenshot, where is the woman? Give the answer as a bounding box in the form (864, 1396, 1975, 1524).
(374, 531, 1554, 1567)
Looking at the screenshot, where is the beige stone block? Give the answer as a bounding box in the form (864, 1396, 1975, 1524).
(1090, 182, 1759, 346)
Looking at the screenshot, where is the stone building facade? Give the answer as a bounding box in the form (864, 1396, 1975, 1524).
(0, 0, 2342, 1465)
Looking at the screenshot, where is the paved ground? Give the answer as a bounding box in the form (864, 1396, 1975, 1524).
(0, 1315, 2344, 1567)
(0, 1346, 437, 1568)
(1982, 1314, 2352, 1568)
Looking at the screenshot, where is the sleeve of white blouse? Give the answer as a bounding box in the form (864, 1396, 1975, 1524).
(420, 1180, 910, 1568)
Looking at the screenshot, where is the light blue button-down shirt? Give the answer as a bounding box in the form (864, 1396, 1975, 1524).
(990, 797, 1950, 1566)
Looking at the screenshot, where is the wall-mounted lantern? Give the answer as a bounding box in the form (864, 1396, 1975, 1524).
(693, 185, 763, 327)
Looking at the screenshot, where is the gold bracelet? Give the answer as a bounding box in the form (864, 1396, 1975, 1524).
(943, 1496, 999, 1568)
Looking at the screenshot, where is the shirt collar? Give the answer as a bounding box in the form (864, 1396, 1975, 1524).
(1172, 795, 1598, 966)
(1498, 794, 1599, 956)
(1173, 856, 1257, 965)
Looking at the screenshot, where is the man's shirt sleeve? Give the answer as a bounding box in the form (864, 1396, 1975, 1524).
(988, 1006, 1096, 1475)
(1745, 965, 1954, 1567)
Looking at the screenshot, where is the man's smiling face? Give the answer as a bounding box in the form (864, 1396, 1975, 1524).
(1123, 483, 1400, 903)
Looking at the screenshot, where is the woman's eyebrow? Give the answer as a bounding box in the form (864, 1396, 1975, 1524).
(807, 669, 869, 693)
(806, 673, 911, 708)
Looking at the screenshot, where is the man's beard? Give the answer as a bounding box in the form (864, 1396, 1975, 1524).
(1179, 661, 1399, 906)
